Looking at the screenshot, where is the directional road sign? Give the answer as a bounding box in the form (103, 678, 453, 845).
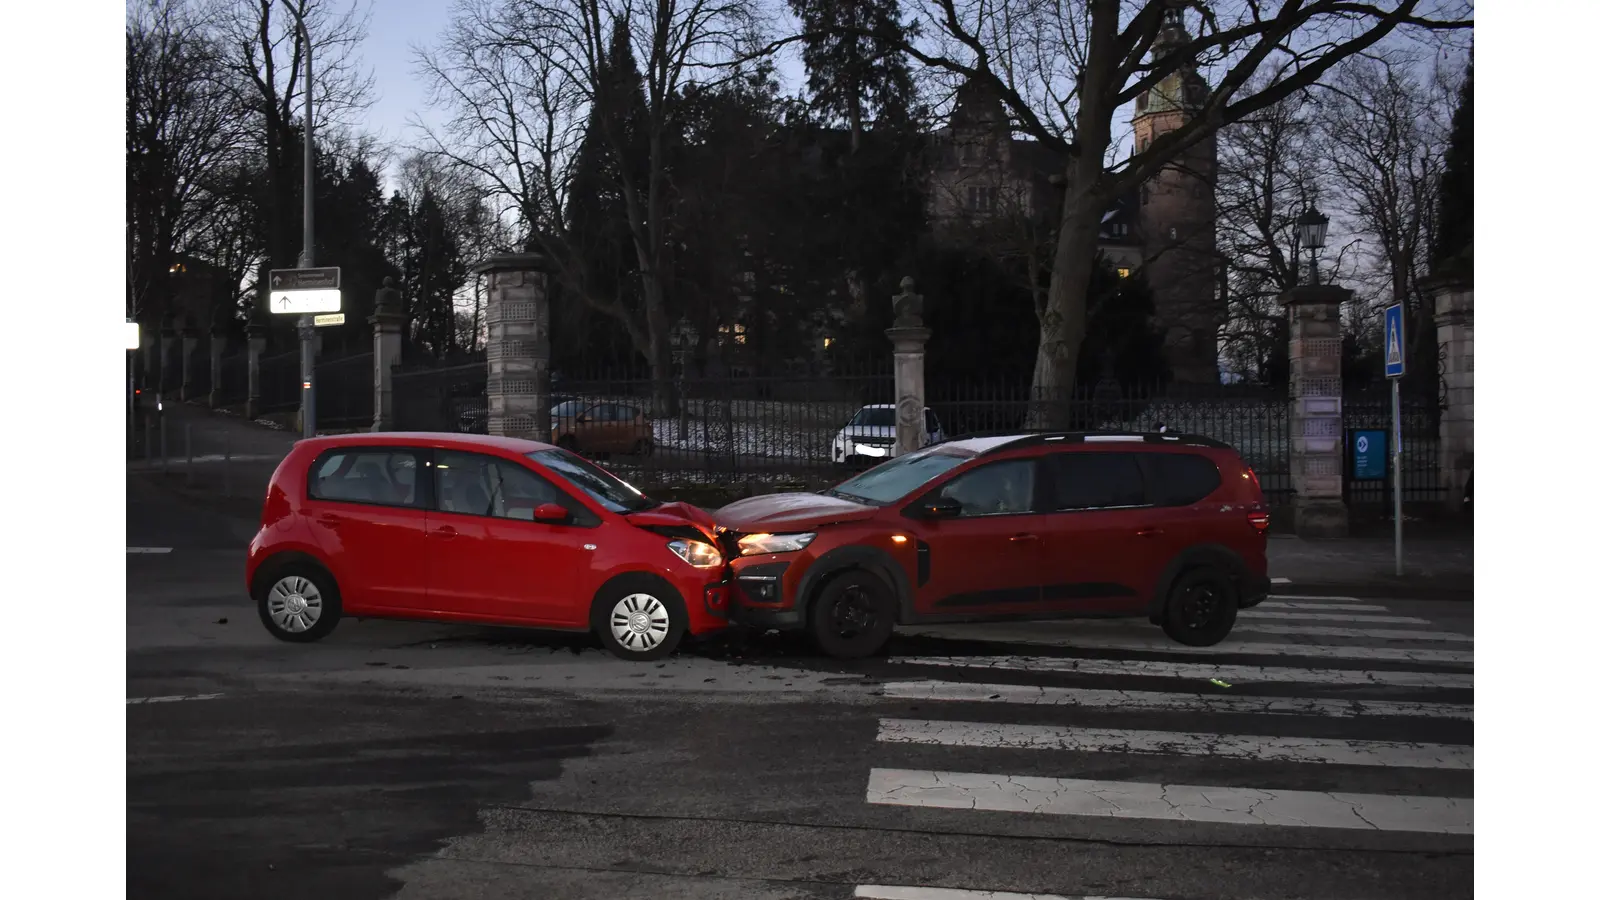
(269, 267, 343, 315)
(1383, 303, 1405, 378)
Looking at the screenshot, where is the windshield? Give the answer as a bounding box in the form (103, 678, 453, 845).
(849, 407, 895, 428)
(829, 448, 970, 505)
(528, 449, 658, 513)
(551, 400, 585, 418)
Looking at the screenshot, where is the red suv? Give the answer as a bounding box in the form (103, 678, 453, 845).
(246, 433, 730, 661)
(716, 432, 1271, 658)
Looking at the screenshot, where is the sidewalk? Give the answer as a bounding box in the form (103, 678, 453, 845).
(129, 404, 1472, 600)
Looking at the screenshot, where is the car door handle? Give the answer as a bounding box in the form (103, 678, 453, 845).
(432, 526, 458, 539)
(316, 513, 342, 529)
(1136, 527, 1164, 537)
(1009, 533, 1039, 543)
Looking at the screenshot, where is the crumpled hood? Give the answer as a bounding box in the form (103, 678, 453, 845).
(716, 492, 877, 532)
(627, 501, 717, 540)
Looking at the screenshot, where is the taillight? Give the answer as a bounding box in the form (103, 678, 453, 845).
(1246, 510, 1270, 534)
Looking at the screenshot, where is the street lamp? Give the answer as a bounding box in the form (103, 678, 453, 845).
(1295, 204, 1330, 286)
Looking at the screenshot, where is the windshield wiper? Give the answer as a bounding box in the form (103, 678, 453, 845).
(824, 487, 874, 505)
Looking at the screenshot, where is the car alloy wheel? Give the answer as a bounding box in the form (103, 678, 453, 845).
(829, 584, 879, 639)
(267, 575, 324, 633)
(1160, 566, 1238, 647)
(609, 592, 671, 653)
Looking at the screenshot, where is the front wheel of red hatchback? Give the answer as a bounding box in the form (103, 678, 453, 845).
(255, 560, 343, 643)
(1160, 566, 1239, 647)
(592, 577, 688, 662)
(808, 569, 896, 659)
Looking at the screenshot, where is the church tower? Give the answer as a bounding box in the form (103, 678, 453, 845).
(1132, 10, 1220, 385)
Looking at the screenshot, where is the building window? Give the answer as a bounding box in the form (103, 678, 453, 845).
(1116, 267, 1132, 279)
(966, 186, 998, 212)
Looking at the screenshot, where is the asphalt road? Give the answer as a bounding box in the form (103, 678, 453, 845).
(128, 475, 1474, 900)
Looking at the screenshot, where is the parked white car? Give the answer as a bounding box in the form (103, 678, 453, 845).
(831, 404, 945, 465)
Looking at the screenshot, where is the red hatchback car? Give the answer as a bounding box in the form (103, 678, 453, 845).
(716, 432, 1271, 658)
(246, 433, 730, 660)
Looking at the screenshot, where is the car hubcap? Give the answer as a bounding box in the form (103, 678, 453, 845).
(832, 585, 878, 639)
(1179, 583, 1220, 630)
(267, 575, 323, 633)
(610, 593, 670, 651)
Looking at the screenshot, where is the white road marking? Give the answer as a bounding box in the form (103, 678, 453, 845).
(927, 632, 1474, 664)
(880, 681, 1472, 720)
(126, 693, 224, 704)
(1260, 601, 1389, 612)
(1239, 610, 1428, 624)
(1268, 594, 1366, 602)
(855, 886, 1160, 900)
(866, 768, 1473, 834)
(1233, 623, 1469, 641)
(126, 547, 173, 554)
(1270, 577, 1291, 584)
(887, 657, 1474, 689)
(878, 719, 1472, 770)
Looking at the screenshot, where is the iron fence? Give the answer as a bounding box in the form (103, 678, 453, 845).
(316, 352, 374, 428)
(216, 353, 248, 407)
(393, 363, 487, 433)
(1342, 389, 1445, 506)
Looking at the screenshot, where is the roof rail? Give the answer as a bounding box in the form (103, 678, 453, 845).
(951, 430, 1233, 454)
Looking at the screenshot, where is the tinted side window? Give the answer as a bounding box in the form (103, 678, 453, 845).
(435, 450, 570, 520)
(933, 459, 1037, 516)
(615, 405, 640, 421)
(592, 404, 618, 422)
(925, 409, 941, 433)
(1046, 452, 1148, 511)
(1144, 452, 1222, 506)
(308, 449, 420, 508)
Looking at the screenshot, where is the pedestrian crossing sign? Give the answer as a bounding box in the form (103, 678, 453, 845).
(1383, 304, 1405, 378)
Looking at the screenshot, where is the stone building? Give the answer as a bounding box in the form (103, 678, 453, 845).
(924, 12, 1220, 384)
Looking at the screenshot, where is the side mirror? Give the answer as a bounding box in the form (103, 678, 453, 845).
(533, 503, 571, 525)
(919, 498, 963, 520)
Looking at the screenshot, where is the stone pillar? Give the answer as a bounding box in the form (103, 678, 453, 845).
(1280, 284, 1353, 538)
(369, 277, 406, 431)
(1431, 267, 1473, 512)
(472, 252, 552, 440)
(179, 321, 199, 402)
(245, 321, 267, 421)
(208, 322, 226, 408)
(886, 277, 931, 458)
(158, 314, 177, 398)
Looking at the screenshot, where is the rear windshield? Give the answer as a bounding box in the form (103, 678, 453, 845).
(849, 407, 895, 427)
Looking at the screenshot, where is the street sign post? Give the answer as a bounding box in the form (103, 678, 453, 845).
(1352, 429, 1387, 481)
(313, 313, 345, 327)
(1383, 304, 1405, 576)
(269, 268, 341, 438)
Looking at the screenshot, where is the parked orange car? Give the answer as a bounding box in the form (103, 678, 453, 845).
(551, 400, 654, 456)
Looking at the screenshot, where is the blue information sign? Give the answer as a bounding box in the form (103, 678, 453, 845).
(1383, 304, 1405, 378)
(1352, 429, 1387, 480)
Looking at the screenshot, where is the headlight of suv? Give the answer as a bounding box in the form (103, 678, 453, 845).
(667, 539, 724, 568)
(736, 532, 817, 556)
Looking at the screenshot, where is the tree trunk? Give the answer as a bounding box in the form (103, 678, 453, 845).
(1028, 195, 1103, 429)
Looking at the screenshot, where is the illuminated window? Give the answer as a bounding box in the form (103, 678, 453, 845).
(718, 324, 748, 345)
(823, 337, 834, 349)
(169, 262, 187, 274)
(1116, 267, 1131, 279)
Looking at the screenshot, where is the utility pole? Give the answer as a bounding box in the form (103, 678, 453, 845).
(286, 1, 317, 439)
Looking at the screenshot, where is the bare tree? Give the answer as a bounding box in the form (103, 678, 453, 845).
(812, 0, 1471, 422)
(126, 0, 248, 325)
(206, 0, 374, 275)
(1318, 51, 1457, 367)
(417, 0, 758, 405)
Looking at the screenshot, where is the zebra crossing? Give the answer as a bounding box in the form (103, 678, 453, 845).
(855, 594, 1472, 897)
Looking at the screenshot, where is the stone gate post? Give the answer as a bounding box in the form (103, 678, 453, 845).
(886, 277, 931, 458)
(208, 320, 226, 408)
(1280, 284, 1353, 538)
(1429, 256, 1474, 512)
(370, 277, 405, 431)
(245, 321, 266, 421)
(473, 252, 552, 440)
(180, 319, 199, 402)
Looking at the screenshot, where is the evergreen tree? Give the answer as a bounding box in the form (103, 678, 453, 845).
(1431, 58, 1473, 271)
(788, 0, 915, 152)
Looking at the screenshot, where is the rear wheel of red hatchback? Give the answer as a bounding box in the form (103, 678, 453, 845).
(809, 569, 896, 659)
(255, 560, 343, 643)
(592, 576, 688, 662)
(1161, 566, 1239, 647)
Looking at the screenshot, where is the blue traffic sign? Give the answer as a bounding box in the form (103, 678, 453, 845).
(1352, 429, 1387, 480)
(1383, 304, 1405, 378)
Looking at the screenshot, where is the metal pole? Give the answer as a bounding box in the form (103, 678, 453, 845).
(145, 420, 154, 463)
(1391, 377, 1404, 576)
(223, 429, 232, 497)
(160, 417, 169, 476)
(184, 424, 194, 487)
(295, 5, 317, 440)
